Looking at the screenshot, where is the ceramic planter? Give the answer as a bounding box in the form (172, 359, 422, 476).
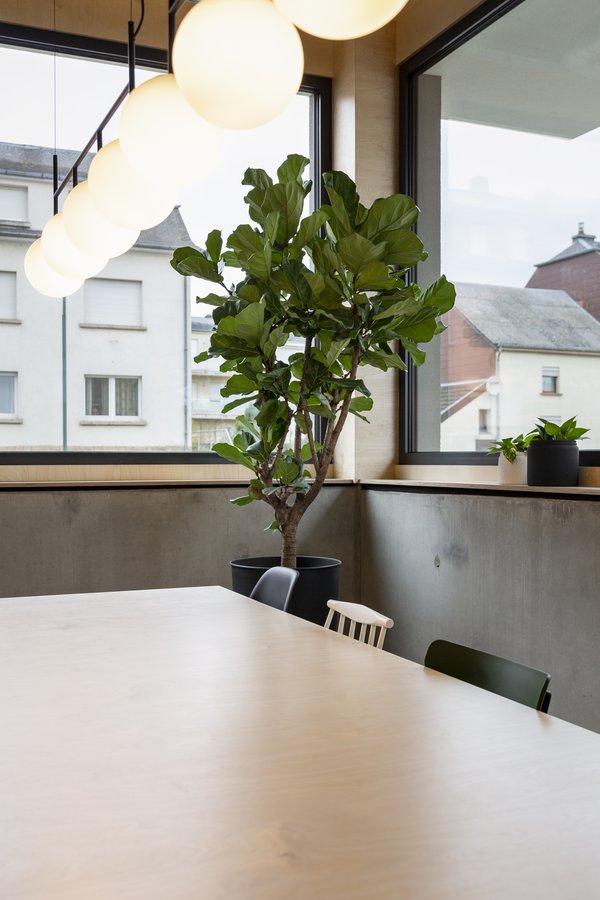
(231, 555, 341, 626)
(497, 452, 527, 485)
(526, 439, 579, 486)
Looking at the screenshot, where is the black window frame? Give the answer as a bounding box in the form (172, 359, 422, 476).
(397, 0, 600, 467)
(0, 22, 332, 466)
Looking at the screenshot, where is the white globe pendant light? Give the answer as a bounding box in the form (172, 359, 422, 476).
(172, 0, 304, 130)
(41, 213, 108, 280)
(88, 140, 177, 231)
(63, 182, 139, 259)
(274, 0, 410, 40)
(24, 240, 83, 298)
(120, 74, 223, 192)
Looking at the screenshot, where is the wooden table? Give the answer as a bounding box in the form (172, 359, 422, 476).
(2, 586, 600, 899)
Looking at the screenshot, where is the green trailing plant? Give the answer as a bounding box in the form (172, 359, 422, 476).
(531, 416, 589, 442)
(171, 155, 455, 567)
(487, 433, 534, 463)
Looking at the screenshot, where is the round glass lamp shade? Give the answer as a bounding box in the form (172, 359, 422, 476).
(24, 240, 83, 298)
(41, 213, 107, 279)
(172, 0, 304, 130)
(274, 0, 410, 40)
(62, 182, 139, 259)
(88, 140, 177, 231)
(120, 74, 223, 191)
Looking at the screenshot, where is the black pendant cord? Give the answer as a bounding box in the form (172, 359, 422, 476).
(52, 0, 146, 210)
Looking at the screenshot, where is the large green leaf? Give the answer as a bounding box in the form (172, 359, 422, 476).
(422, 275, 456, 314)
(205, 230, 223, 263)
(221, 374, 257, 397)
(218, 301, 265, 347)
(381, 229, 427, 267)
(221, 395, 259, 414)
(242, 167, 273, 191)
(277, 154, 309, 185)
(212, 443, 255, 469)
(266, 182, 306, 244)
(289, 210, 328, 258)
(360, 195, 419, 241)
(170, 247, 222, 283)
(323, 171, 360, 225)
(337, 233, 387, 274)
(355, 261, 397, 291)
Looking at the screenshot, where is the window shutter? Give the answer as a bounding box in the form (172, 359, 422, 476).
(84, 279, 142, 326)
(0, 272, 17, 318)
(0, 185, 28, 222)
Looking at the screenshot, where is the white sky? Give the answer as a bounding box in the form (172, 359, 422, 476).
(0, 46, 310, 308)
(442, 119, 600, 286)
(4, 44, 599, 293)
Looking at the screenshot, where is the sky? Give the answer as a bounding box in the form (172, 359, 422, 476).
(0, 46, 310, 310)
(3, 43, 599, 293)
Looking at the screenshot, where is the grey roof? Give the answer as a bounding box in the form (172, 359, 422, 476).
(138, 208, 190, 251)
(0, 142, 92, 181)
(0, 141, 191, 251)
(535, 226, 600, 268)
(454, 282, 600, 353)
(192, 316, 214, 333)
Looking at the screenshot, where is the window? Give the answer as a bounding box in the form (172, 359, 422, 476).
(0, 372, 16, 415)
(84, 279, 143, 327)
(541, 367, 559, 394)
(0, 184, 27, 222)
(0, 271, 16, 318)
(401, 0, 600, 465)
(0, 30, 330, 461)
(85, 376, 140, 418)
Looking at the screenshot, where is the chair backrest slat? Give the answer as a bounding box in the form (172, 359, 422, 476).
(325, 600, 394, 650)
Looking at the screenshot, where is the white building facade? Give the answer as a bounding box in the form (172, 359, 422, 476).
(0, 143, 191, 452)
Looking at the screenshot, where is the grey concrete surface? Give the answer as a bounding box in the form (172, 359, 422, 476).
(0, 484, 359, 603)
(361, 487, 600, 733)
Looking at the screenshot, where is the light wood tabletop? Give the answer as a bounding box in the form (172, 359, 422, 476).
(2, 585, 600, 899)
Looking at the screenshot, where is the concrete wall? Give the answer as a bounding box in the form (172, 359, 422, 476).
(361, 486, 600, 733)
(0, 483, 358, 601)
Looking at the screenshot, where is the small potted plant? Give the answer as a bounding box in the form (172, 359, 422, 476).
(171, 155, 455, 623)
(527, 416, 589, 486)
(488, 433, 533, 485)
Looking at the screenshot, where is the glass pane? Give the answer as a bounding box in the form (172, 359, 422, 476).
(0, 373, 14, 414)
(86, 377, 108, 416)
(414, 0, 600, 451)
(0, 42, 316, 453)
(115, 378, 138, 417)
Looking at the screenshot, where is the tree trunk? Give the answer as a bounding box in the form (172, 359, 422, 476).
(281, 521, 298, 568)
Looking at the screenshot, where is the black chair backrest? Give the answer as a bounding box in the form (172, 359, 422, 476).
(249, 566, 299, 612)
(424, 639, 551, 711)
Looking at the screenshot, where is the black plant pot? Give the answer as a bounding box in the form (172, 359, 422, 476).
(526, 439, 579, 487)
(231, 555, 341, 626)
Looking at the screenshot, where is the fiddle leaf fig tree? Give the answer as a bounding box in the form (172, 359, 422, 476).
(171, 155, 455, 568)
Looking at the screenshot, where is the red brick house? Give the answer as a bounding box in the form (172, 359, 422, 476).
(526, 224, 600, 322)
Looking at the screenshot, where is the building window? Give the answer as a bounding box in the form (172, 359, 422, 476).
(0, 184, 27, 222)
(0, 271, 17, 319)
(478, 408, 490, 434)
(84, 278, 143, 327)
(541, 367, 559, 394)
(85, 376, 140, 418)
(401, 0, 600, 464)
(0, 372, 16, 415)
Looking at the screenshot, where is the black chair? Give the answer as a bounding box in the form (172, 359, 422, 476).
(249, 566, 299, 612)
(424, 639, 551, 712)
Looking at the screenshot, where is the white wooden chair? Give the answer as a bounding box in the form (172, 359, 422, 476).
(324, 600, 394, 650)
